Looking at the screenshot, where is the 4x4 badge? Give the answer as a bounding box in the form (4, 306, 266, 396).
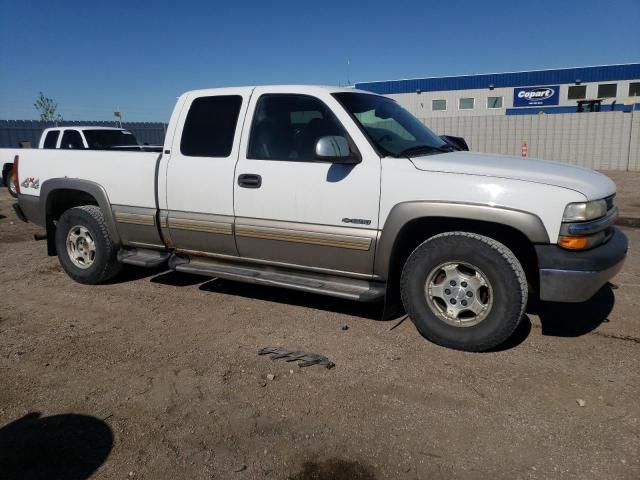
(21, 177, 39, 189)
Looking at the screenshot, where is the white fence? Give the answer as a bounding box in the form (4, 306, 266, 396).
(422, 110, 640, 171)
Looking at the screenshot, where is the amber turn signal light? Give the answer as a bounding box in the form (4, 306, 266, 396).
(558, 236, 589, 250)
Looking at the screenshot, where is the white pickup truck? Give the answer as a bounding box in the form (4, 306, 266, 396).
(12, 85, 628, 351)
(1, 127, 161, 197)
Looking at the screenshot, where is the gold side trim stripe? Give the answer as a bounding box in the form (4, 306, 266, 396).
(236, 225, 371, 251)
(168, 218, 233, 235)
(114, 212, 155, 226)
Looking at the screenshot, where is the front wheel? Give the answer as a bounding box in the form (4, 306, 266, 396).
(55, 205, 122, 284)
(400, 232, 528, 352)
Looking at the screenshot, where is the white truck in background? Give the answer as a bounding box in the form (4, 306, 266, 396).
(1, 127, 162, 196)
(12, 85, 628, 351)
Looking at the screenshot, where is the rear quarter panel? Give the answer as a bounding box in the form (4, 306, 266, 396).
(17, 149, 159, 208)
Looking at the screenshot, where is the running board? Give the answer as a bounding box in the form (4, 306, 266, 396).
(118, 248, 171, 268)
(170, 255, 385, 302)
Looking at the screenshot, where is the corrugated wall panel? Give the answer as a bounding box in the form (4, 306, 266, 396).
(421, 111, 637, 171)
(0, 120, 167, 148)
(629, 113, 640, 171)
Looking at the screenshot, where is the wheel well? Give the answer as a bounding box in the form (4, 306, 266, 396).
(2, 163, 12, 183)
(385, 217, 540, 308)
(45, 189, 99, 255)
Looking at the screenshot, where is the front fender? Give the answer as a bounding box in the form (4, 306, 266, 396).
(374, 201, 549, 279)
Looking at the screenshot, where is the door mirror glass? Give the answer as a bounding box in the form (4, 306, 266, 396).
(315, 135, 352, 160)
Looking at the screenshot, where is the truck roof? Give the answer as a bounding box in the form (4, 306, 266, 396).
(182, 85, 379, 97)
(44, 126, 126, 131)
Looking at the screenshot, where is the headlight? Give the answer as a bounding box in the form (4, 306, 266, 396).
(562, 199, 607, 222)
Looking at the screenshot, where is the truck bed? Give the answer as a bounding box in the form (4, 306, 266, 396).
(17, 149, 159, 208)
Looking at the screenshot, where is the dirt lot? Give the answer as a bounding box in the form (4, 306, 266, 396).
(0, 186, 638, 480)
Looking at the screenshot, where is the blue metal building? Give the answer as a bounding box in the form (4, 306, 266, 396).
(355, 64, 640, 117)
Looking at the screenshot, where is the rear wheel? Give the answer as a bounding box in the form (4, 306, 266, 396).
(400, 232, 527, 352)
(55, 205, 122, 284)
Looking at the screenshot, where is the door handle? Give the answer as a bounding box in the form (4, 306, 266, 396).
(238, 174, 262, 188)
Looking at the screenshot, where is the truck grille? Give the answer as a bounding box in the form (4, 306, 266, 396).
(605, 194, 615, 212)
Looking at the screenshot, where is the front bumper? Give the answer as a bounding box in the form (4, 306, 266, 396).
(535, 227, 628, 302)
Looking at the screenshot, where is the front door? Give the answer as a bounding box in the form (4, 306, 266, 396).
(233, 88, 381, 276)
(164, 88, 252, 255)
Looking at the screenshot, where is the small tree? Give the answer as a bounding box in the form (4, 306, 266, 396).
(34, 92, 63, 121)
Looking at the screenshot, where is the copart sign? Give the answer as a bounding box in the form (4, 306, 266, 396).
(513, 86, 560, 107)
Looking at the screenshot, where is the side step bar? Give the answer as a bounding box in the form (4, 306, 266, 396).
(118, 248, 171, 268)
(169, 255, 385, 302)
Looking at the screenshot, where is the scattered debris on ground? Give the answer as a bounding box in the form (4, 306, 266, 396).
(258, 347, 335, 369)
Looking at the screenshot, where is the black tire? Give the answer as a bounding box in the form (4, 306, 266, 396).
(55, 205, 122, 284)
(6, 168, 17, 198)
(400, 232, 527, 352)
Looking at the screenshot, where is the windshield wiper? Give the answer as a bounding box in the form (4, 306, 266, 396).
(396, 144, 453, 158)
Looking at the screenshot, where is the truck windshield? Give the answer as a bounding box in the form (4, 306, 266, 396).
(84, 130, 139, 149)
(333, 92, 449, 157)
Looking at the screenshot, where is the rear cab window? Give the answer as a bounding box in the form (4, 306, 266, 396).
(180, 95, 243, 157)
(84, 130, 139, 149)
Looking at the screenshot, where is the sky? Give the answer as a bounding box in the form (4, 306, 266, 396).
(0, 0, 638, 122)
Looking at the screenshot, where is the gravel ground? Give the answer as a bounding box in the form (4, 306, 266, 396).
(0, 187, 638, 480)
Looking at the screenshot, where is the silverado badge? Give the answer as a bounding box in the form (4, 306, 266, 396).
(342, 218, 371, 225)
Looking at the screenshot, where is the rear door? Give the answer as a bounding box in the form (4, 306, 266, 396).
(164, 88, 252, 255)
(232, 87, 381, 275)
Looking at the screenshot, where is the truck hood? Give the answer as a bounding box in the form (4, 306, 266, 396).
(409, 151, 615, 200)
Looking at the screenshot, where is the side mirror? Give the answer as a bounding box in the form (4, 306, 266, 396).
(439, 135, 469, 151)
(315, 136, 359, 163)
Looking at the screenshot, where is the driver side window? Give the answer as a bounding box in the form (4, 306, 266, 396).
(247, 94, 354, 161)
